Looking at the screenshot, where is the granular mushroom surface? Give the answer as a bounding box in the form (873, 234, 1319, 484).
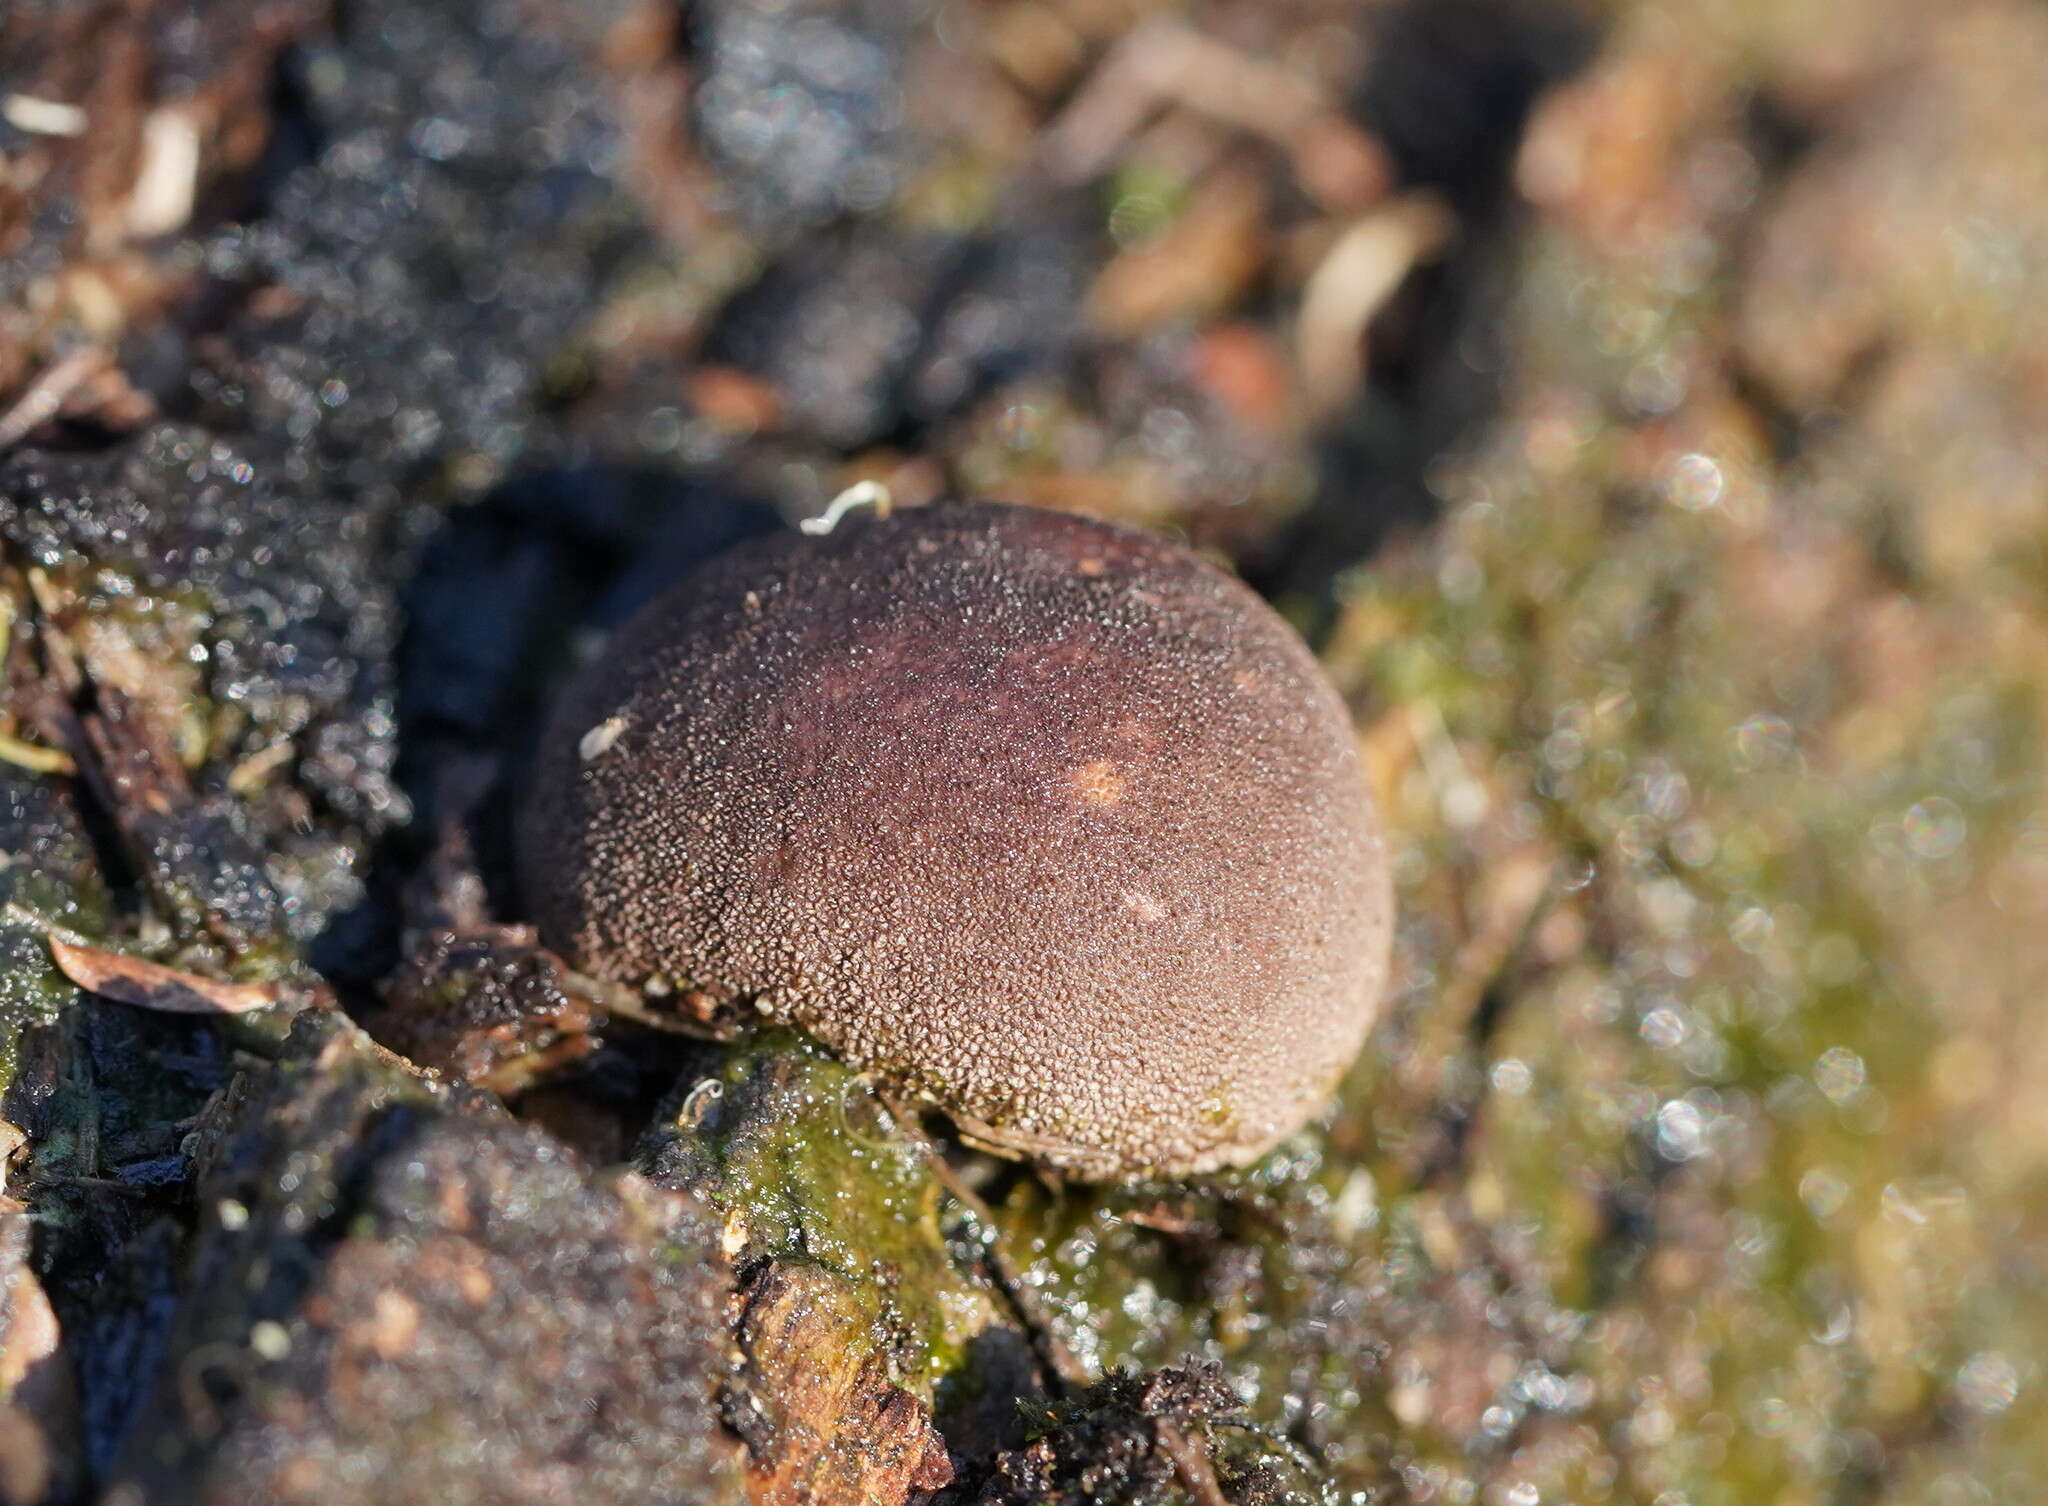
(519, 499, 1390, 1178)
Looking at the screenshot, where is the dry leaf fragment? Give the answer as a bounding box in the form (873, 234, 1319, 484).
(48, 939, 279, 1015)
(1296, 195, 1457, 415)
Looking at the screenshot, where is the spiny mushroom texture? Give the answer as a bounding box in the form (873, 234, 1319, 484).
(519, 499, 1391, 1179)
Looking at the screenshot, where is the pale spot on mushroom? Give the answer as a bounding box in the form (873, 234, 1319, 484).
(1069, 759, 1127, 806)
(1077, 556, 1106, 577)
(1113, 715, 1158, 751)
(578, 715, 628, 762)
(1122, 890, 1165, 922)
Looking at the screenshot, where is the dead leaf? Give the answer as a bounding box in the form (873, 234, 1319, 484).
(48, 939, 279, 1015)
(1086, 163, 1269, 338)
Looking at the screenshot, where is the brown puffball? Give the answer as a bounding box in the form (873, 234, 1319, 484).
(518, 499, 1390, 1179)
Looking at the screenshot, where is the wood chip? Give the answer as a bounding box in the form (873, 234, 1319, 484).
(735, 1260, 955, 1504)
(1, 94, 86, 137)
(48, 939, 279, 1015)
(126, 107, 202, 238)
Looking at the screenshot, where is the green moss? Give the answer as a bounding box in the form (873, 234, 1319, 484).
(0, 767, 113, 1092)
(1313, 187, 2048, 1501)
(1102, 160, 1192, 247)
(638, 1029, 1008, 1395)
(988, 1144, 1375, 1475)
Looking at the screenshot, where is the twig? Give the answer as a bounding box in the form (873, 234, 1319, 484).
(225, 739, 296, 796)
(1404, 845, 1556, 1188)
(1156, 1417, 1232, 1506)
(0, 732, 75, 775)
(0, 349, 111, 452)
(1039, 18, 1390, 211)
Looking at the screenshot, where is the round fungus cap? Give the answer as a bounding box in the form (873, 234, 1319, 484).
(519, 499, 1391, 1179)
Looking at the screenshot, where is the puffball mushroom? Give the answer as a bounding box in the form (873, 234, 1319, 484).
(518, 499, 1390, 1180)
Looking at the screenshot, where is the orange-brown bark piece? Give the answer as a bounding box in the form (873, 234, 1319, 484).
(734, 1260, 954, 1506)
